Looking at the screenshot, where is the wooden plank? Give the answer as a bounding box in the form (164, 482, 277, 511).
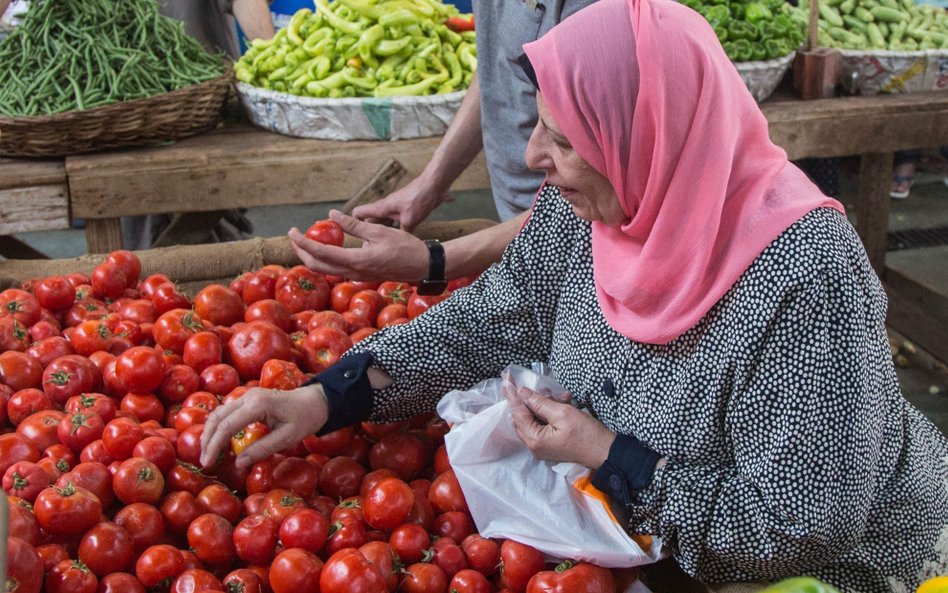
(341, 158, 408, 215)
(67, 128, 489, 219)
(885, 267, 948, 364)
(152, 211, 226, 248)
(0, 159, 67, 191)
(0, 236, 49, 259)
(84, 218, 122, 255)
(0, 185, 70, 235)
(764, 91, 948, 159)
(855, 153, 893, 275)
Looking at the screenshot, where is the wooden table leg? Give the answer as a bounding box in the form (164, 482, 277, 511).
(855, 152, 893, 277)
(85, 218, 123, 255)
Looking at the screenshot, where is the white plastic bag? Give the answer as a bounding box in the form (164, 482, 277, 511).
(436, 363, 663, 568)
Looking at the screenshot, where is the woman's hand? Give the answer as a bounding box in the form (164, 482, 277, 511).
(199, 384, 329, 470)
(289, 210, 429, 283)
(504, 383, 616, 470)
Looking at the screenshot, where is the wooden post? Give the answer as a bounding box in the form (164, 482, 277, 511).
(792, 0, 842, 99)
(85, 218, 124, 255)
(855, 152, 893, 276)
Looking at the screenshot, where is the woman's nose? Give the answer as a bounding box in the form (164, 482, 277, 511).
(525, 125, 549, 171)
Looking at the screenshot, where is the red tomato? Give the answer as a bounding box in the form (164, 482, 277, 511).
(150, 282, 190, 316)
(258, 358, 305, 390)
(167, 461, 211, 496)
(2, 460, 49, 503)
(305, 219, 345, 247)
(233, 514, 280, 565)
(461, 535, 501, 577)
(120, 392, 164, 423)
(91, 263, 127, 300)
(7, 536, 44, 593)
(58, 412, 106, 453)
(0, 433, 41, 476)
(57, 461, 114, 508)
(0, 317, 30, 352)
(187, 513, 236, 566)
(194, 284, 246, 327)
(319, 455, 366, 499)
(261, 488, 306, 524)
(102, 417, 145, 460)
(182, 331, 223, 373)
(98, 573, 146, 593)
(407, 289, 450, 320)
(429, 468, 469, 514)
(8, 500, 41, 545)
(42, 355, 99, 406)
(170, 569, 222, 593)
(227, 320, 293, 381)
(199, 363, 240, 395)
(363, 477, 414, 532)
(274, 508, 327, 554)
(302, 326, 352, 373)
(25, 336, 73, 369)
(65, 392, 117, 424)
(112, 458, 164, 505)
(449, 569, 492, 593)
(78, 521, 136, 577)
(33, 482, 102, 535)
(308, 310, 349, 334)
(319, 548, 385, 593)
(196, 483, 242, 524)
(69, 319, 114, 356)
(223, 569, 263, 593)
(350, 327, 378, 343)
(105, 250, 143, 288)
(241, 271, 279, 305)
(36, 543, 70, 573)
(305, 426, 356, 457)
(323, 517, 369, 557)
(0, 351, 43, 392)
(431, 536, 468, 580)
(115, 346, 166, 394)
(369, 431, 429, 481)
(271, 456, 319, 498)
(376, 303, 408, 328)
(526, 562, 616, 593)
(160, 490, 205, 534)
(401, 562, 448, 593)
(115, 503, 166, 554)
(8, 390, 55, 428)
(132, 436, 176, 475)
(135, 544, 185, 588)
(175, 424, 205, 466)
(244, 455, 281, 494)
(270, 548, 325, 593)
(158, 363, 200, 403)
(348, 290, 384, 324)
(499, 540, 546, 592)
(118, 299, 158, 325)
(0, 288, 41, 326)
(432, 511, 476, 543)
(275, 267, 331, 313)
(34, 276, 77, 311)
(389, 523, 430, 564)
(329, 282, 359, 313)
(377, 281, 411, 306)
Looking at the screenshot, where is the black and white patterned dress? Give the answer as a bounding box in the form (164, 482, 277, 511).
(349, 183, 948, 593)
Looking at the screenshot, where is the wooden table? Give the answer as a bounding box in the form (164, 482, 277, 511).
(1, 90, 947, 360)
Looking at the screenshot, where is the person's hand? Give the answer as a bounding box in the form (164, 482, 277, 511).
(352, 175, 450, 233)
(504, 383, 616, 470)
(289, 210, 430, 283)
(200, 384, 329, 470)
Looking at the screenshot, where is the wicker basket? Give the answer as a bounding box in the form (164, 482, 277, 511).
(0, 64, 233, 158)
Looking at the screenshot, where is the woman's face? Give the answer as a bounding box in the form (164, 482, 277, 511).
(525, 93, 626, 226)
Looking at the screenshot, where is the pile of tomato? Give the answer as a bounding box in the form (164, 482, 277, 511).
(0, 221, 631, 593)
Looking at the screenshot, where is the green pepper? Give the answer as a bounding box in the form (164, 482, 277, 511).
(315, 0, 361, 35)
(745, 2, 773, 22)
(287, 9, 312, 45)
(379, 9, 417, 28)
(302, 28, 332, 54)
(374, 75, 439, 97)
(458, 43, 477, 72)
(727, 20, 759, 41)
(336, 0, 385, 20)
(376, 36, 413, 56)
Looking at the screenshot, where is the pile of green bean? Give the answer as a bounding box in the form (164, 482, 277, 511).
(0, 0, 225, 117)
(235, 0, 477, 98)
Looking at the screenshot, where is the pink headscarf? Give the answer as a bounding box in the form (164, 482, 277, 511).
(523, 0, 844, 344)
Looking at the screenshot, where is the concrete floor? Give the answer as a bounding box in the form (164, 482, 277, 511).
(8, 168, 948, 434)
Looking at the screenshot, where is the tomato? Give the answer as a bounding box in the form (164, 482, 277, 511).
(225, 321, 292, 381)
(169, 569, 222, 593)
(407, 290, 450, 320)
(223, 569, 263, 593)
(158, 490, 203, 535)
(57, 461, 114, 508)
(91, 263, 128, 300)
(172, 405, 208, 433)
(120, 392, 164, 423)
(0, 317, 29, 352)
(386, 523, 428, 565)
(499, 540, 546, 593)
(105, 250, 143, 288)
(118, 299, 158, 325)
(347, 290, 384, 324)
(135, 544, 185, 588)
(115, 346, 167, 394)
(305, 219, 345, 246)
(375, 304, 408, 329)
(270, 508, 326, 554)
(433, 511, 476, 543)
(526, 561, 616, 593)
(151, 282, 191, 316)
(262, 488, 307, 524)
(0, 288, 41, 326)
(33, 482, 102, 535)
(233, 513, 280, 564)
(153, 309, 204, 355)
(194, 284, 246, 327)
(308, 310, 349, 334)
(78, 521, 136, 577)
(183, 513, 233, 567)
(271, 456, 319, 498)
(8, 389, 55, 427)
(194, 483, 240, 524)
(243, 455, 281, 494)
(323, 517, 369, 557)
(113, 458, 164, 505)
(0, 433, 41, 476)
(461, 535, 501, 577)
(228, 422, 269, 459)
(36, 543, 70, 573)
(7, 536, 44, 593)
(182, 331, 223, 374)
(243, 270, 282, 306)
(0, 351, 43, 392)
(130, 437, 174, 476)
(70, 319, 116, 357)
(450, 569, 492, 593)
(159, 363, 200, 403)
(319, 455, 366, 499)
(102, 417, 145, 460)
(58, 412, 106, 453)
(42, 355, 99, 406)
(369, 431, 429, 481)
(258, 359, 305, 390)
(8, 499, 41, 545)
(34, 276, 77, 311)
(377, 281, 411, 306)
(24, 336, 72, 368)
(196, 363, 238, 396)
(275, 267, 331, 313)
(98, 573, 147, 593)
(319, 548, 385, 593)
(302, 326, 352, 373)
(428, 536, 467, 580)
(167, 461, 211, 495)
(2, 461, 50, 502)
(363, 477, 414, 532)
(79, 439, 115, 466)
(400, 562, 448, 593)
(429, 469, 469, 514)
(65, 392, 117, 424)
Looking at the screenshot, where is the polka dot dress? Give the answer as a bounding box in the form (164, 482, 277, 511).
(349, 184, 948, 593)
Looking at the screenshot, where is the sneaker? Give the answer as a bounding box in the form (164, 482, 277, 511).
(891, 175, 912, 200)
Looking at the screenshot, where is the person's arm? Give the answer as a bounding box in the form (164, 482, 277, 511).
(288, 209, 528, 283)
(232, 0, 275, 41)
(352, 73, 485, 232)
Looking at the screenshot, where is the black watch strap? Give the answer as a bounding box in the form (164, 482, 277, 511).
(418, 239, 448, 296)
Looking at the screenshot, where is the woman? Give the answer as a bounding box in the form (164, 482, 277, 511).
(200, 0, 948, 590)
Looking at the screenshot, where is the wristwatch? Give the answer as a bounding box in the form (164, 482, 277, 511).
(418, 239, 448, 295)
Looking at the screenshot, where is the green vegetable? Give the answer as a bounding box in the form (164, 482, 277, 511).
(758, 577, 841, 593)
(871, 6, 909, 22)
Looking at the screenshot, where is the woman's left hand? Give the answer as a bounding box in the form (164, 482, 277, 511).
(504, 383, 616, 470)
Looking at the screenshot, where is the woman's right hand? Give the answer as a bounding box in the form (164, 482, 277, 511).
(199, 383, 329, 471)
(352, 175, 450, 233)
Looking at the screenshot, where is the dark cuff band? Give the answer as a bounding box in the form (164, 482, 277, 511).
(303, 351, 375, 435)
(591, 433, 662, 506)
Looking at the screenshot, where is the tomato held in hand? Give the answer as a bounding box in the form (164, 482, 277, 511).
(305, 219, 345, 247)
(525, 561, 617, 593)
(231, 421, 270, 457)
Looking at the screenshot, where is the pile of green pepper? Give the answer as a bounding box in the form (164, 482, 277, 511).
(678, 0, 805, 61)
(790, 0, 948, 50)
(235, 0, 476, 98)
(0, 0, 225, 117)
